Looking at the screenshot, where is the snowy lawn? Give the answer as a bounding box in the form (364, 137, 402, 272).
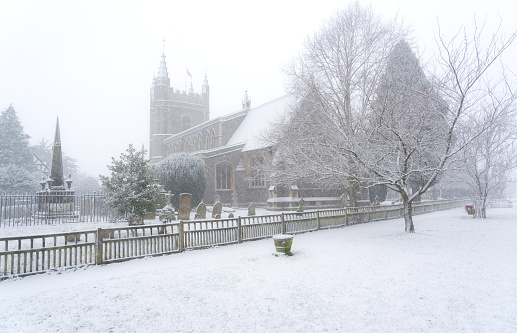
(1, 207, 516, 332)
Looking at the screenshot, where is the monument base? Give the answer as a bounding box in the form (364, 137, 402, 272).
(35, 190, 78, 221)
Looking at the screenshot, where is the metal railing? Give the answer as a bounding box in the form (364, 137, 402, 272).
(0, 193, 114, 227)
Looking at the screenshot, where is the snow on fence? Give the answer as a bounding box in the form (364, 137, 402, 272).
(0, 199, 467, 279)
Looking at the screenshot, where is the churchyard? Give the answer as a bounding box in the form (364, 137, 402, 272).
(0, 205, 515, 332)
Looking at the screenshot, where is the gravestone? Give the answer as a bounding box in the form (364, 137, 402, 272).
(196, 201, 207, 219)
(178, 193, 192, 220)
(214, 195, 221, 204)
(296, 198, 305, 213)
(231, 191, 239, 208)
(248, 202, 256, 216)
(212, 201, 222, 219)
(228, 212, 234, 218)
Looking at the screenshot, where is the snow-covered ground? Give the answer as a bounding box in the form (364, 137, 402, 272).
(0, 206, 271, 238)
(1, 206, 516, 332)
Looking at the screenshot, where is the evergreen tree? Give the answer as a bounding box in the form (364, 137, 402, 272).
(158, 153, 206, 209)
(100, 144, 160, 224)
(0, 105, 33, 169)
(367, 40, 448, 231)
(0, 165, 37, 193)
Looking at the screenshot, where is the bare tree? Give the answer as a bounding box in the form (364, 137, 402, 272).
(270, 9, 516, 233)
(357, 39, 448, 233)
(268, 1, 407, 205)
(454, 90, 517, 217)
(359, 21, 516, 232)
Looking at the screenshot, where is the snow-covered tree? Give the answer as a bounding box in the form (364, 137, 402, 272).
(157, 153, 206, 209)
(269, 2, 407, 205)
(74, 176, 100, 193)
(0, 105, 33, 168)
(0, 105, 37, 193)
(100, 144, 160, 224)
(454, 100, 517, 217)
(272, 11, 516, 233)
(0, 164, 37, 194)
(358, 40, 449, 232)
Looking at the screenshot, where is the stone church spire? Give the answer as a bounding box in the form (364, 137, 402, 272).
(157, 52, 169, 79)
(157, 39, 169, 79)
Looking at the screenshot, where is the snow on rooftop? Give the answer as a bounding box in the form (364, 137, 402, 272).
(227, 95, 293, 152)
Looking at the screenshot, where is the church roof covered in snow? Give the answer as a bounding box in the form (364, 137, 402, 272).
(227, 95, 293, 152)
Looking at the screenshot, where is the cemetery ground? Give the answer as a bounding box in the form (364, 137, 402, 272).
(0, 206, 516, 332)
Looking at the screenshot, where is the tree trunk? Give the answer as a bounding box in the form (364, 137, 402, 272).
(347, 182, 358, 207)
(481, 196, 487, 218)
(403, 200, 415, 233)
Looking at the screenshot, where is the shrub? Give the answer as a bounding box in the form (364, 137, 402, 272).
(158, 153, 206, 209)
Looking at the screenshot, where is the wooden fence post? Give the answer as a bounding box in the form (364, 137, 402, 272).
(237, 216, 242, 243)
(95, 228, 103, 265)
(179, 220, 184, 252)
(345, 209, 349, 226)
(316, 210, 320, 230)
(281, 213, 286, 234)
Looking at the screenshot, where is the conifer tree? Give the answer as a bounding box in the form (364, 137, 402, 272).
(0, 105, 33, 169)
(100, 144, 160, 224)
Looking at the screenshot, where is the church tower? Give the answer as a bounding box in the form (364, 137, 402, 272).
(149, 50, 210, 163)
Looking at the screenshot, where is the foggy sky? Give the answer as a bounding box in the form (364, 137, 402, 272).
(0, 0, 515, 178)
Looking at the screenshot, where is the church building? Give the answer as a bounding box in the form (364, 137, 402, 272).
(149, 52, 350, 208)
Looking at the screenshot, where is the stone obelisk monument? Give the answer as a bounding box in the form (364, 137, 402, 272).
(36, 118, 76, 221)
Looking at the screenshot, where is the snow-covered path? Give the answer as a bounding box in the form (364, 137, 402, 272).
(1, 207, 516, 332)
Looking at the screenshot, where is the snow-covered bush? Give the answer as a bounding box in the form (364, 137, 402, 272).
(100, 144, 160, 224)
(369, 184, 387, 204)
(157, 153, 206, 209)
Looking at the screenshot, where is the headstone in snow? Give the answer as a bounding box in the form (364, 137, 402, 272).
(212, 201, 222, 219)
(248, 202, 256, 216)
(178, 193, 192, 220)
(296, 198, 304, 213)
(231, 191, 239, 208)
(196, 201, 206, 219)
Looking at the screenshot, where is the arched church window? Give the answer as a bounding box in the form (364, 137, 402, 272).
(249, 156, 265, 187)
(182, 116, 191, 131)
(210, 130, 216, 148)
(197, 135, 202, 151)
(215, 163, 233, 190)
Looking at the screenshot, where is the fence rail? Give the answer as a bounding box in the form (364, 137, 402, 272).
(0, 199, 468, 279)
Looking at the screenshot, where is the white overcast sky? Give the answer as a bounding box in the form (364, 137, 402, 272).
(1, 0, 516, 178)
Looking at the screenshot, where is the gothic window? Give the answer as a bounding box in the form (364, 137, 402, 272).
(249, 156, 265, 187)
(210, 130, 216, 148)
(205, 131, 210, 150)
(182, 116, 191, 131)
(215, 163, 233, 190)
(196, 134, 203, 151)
